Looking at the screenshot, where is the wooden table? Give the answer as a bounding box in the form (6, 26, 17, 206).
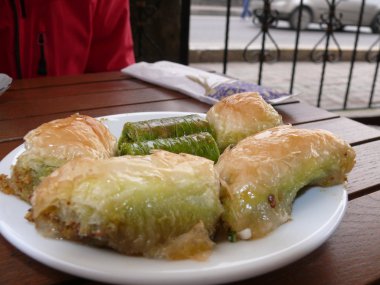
(1, 72, 379, 285)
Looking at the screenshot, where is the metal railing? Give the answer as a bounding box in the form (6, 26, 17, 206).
(220, 0, 380, 110)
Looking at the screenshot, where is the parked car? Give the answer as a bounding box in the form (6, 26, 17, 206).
(251, 0, 380, 33)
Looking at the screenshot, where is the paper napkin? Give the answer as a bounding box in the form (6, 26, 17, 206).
(0, 73, 12, 96)
(121, 61, 293, 105)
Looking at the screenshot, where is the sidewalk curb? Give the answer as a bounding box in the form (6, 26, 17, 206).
(189, 48, 374, 62)
(191, 5, 241, 17)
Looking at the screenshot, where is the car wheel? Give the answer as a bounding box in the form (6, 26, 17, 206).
(289, 7, 312, 30)
(371, 13, 380, 33)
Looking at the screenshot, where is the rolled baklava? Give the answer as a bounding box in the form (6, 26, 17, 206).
(215, 126, 355, 240)
(31, 151, 223, 260)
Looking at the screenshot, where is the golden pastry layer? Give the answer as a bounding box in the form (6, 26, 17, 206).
(6, 114, 116, 201)
(206, 92, 283, 150)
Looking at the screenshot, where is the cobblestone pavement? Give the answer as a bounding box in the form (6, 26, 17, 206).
(190, 61, 380, 113)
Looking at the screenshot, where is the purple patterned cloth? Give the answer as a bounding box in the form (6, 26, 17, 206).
(207, 80, 290, 102)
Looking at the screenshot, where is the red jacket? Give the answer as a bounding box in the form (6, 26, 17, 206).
(0, 0, 135, 79)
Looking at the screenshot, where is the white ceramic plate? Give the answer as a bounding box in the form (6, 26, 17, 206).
(0, 112, 347, 285)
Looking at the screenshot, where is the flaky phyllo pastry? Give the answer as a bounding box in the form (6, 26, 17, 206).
(1, 114, 116, 202)
(215, 125, 355, 240)
(206, 92, 283, 151)
(30, 151, 223, 260)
